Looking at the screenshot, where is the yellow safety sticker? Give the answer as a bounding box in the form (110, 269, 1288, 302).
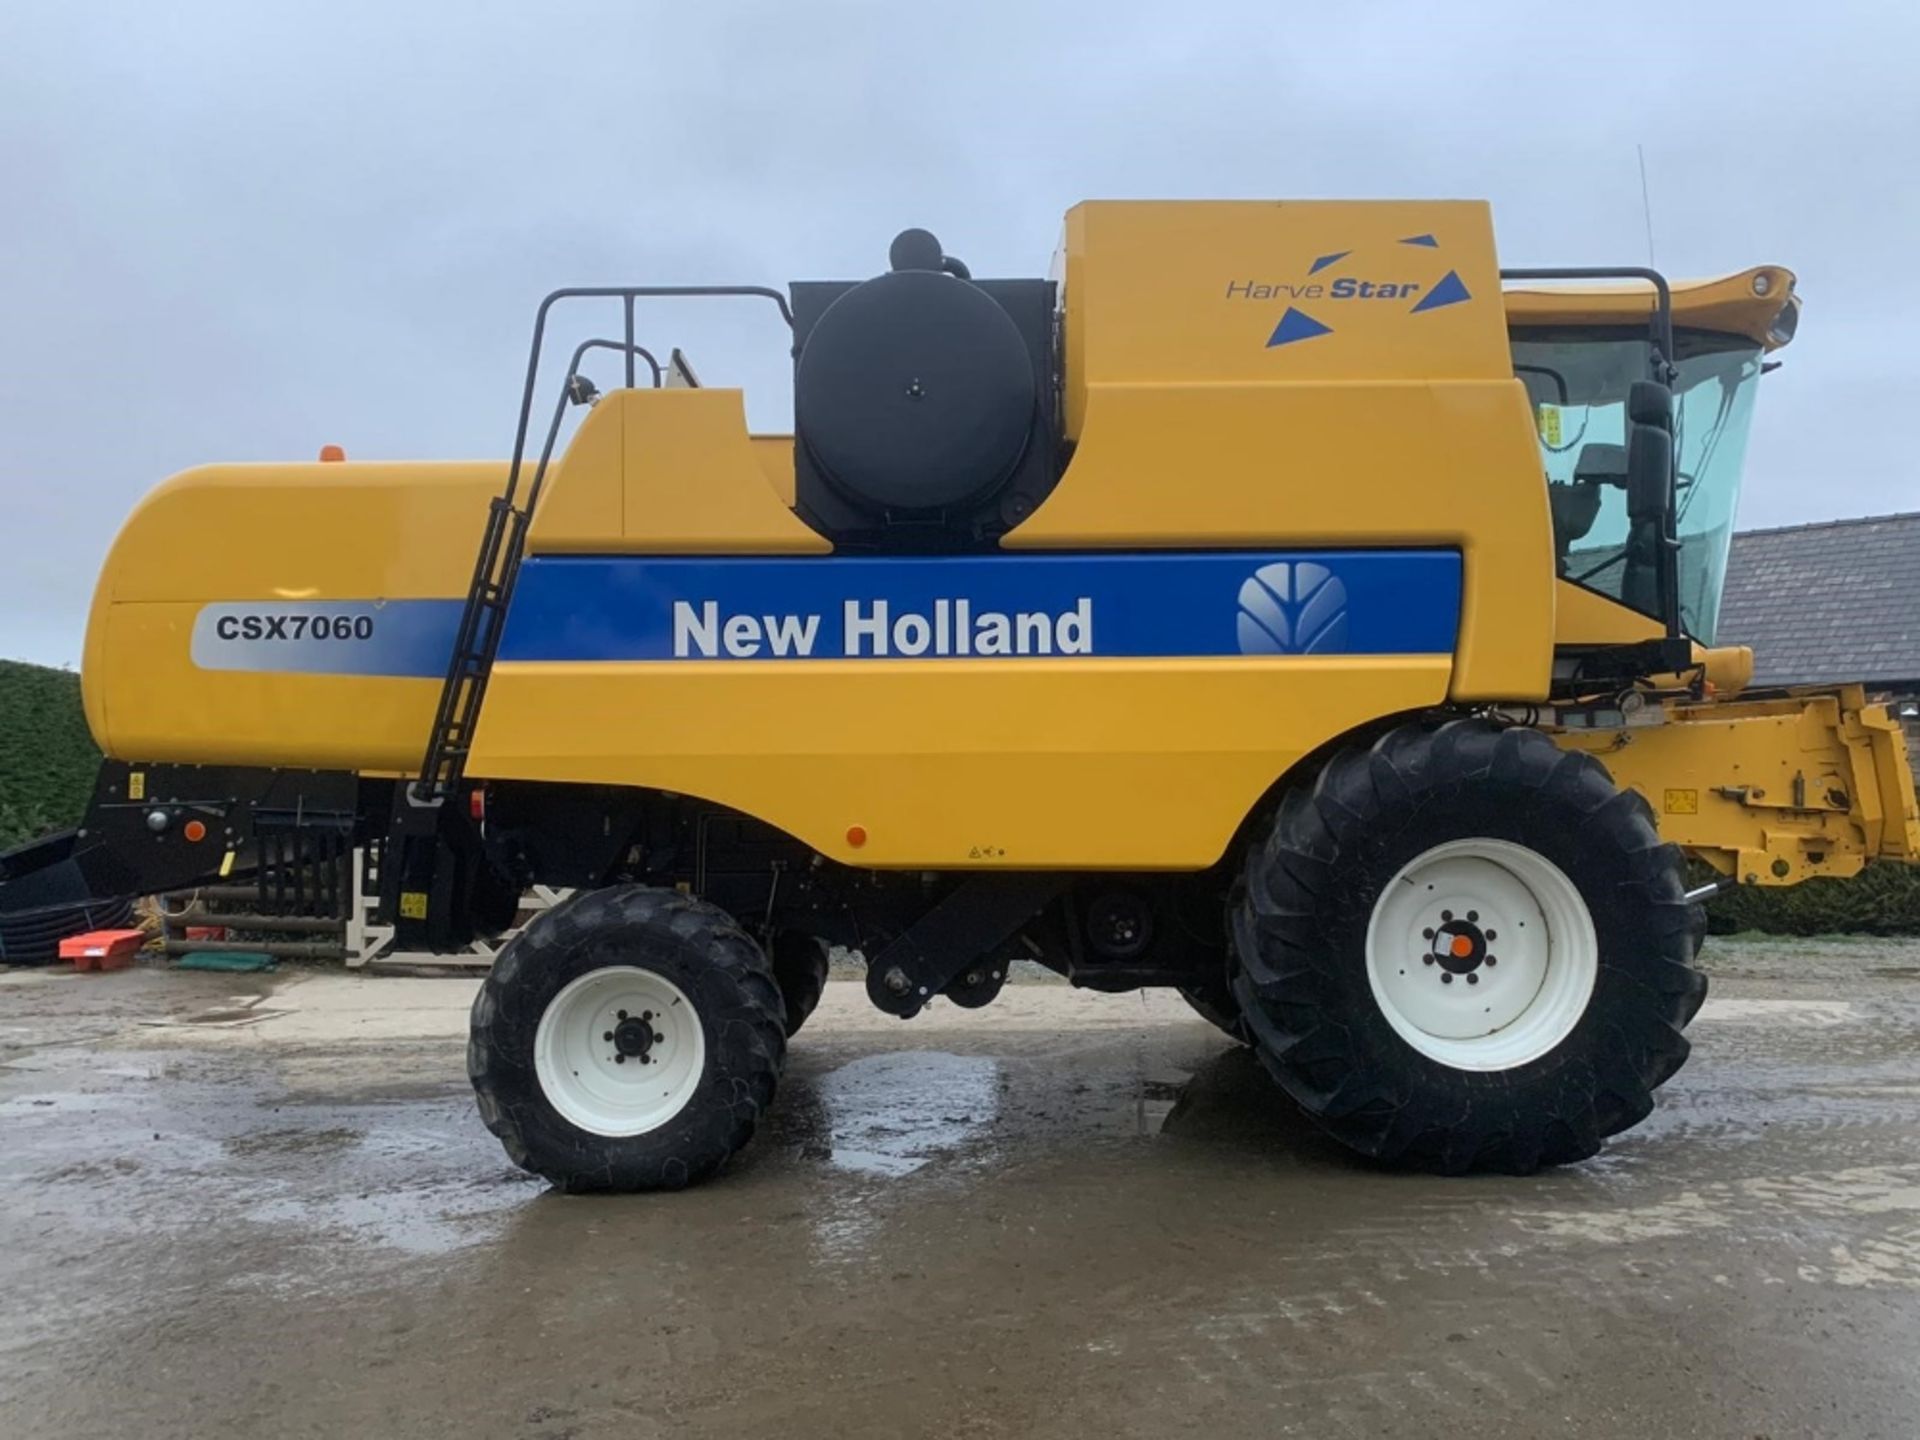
(128, 771, 146, 801)
(219, 849, 236, 877)
(1537, 405, 1562, 447)
(1664, 788, 1699, 815)
(400, 891, 430, 920)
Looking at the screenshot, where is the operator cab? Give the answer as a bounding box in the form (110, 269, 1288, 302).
(1506, 268, 1798, 646)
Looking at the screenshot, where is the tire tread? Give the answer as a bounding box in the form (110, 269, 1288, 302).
(1232, 718, 1705, 1175)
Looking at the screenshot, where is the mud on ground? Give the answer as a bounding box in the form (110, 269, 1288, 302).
(3, 935, 1919, 1438)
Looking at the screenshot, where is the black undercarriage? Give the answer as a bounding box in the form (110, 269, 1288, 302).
(1, 759, 1233, 1010)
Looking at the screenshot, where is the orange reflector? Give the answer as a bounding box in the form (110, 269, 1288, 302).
(182, 819, 207, 843)
(846, 825, 867, 848)
(469, 789, 486, 821)
(318, 444, 346, 462)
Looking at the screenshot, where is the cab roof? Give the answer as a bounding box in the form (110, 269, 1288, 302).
(1503, 267, 1799, 350)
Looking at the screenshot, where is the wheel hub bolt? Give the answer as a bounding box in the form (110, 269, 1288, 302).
(1441, 973, 1454, 984)
(1466, 973, 1479, 985)
(612, 1016, 657, 1061)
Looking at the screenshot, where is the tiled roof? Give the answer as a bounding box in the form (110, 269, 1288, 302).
(1718, 512, 1920, 688)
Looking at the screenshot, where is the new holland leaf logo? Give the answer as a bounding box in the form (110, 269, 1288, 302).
(1236, 561, 1350, 655)
(1229, 233, 1472, 348)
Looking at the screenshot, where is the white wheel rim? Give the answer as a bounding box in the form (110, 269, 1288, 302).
(533, 967, 706, 1137)
(1364, 838, 1598, 1072)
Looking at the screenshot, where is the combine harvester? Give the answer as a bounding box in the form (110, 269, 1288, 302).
(4, 201, 1914, 1189)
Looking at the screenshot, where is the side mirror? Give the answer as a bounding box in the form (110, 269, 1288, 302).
(1627, 427, 1672, 519)
(1625, 380, 1674, 520)
(1628, 379, 1673, 430)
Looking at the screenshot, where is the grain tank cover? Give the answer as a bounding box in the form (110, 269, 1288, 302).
(796, 268, 1035, 512)
(791, 230, 1057, 549)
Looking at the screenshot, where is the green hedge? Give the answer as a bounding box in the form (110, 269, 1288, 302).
(0, 660, 101, 849)
(1701, 860, 1920, 937)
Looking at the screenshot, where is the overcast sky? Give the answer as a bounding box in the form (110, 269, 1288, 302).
(3, 1, 1914, 667)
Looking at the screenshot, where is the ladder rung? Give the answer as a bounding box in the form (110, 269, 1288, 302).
(414, 478, 529, 795)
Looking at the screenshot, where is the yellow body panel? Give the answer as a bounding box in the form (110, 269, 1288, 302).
(76, 197, 1914, 886)
(1505, 267, 1800, 349)
(97, 604, 441, 771)
(83, 394, 823, 769)
(1555, 688, 1920, 884)
(1057, 201, 1519, 440)
(1551, 581, 1754, 694)
(1012, 391, 1551, 702)
(461, 200, 1532, 859)
(83, 461, 498, 764)
(528, 389, 827, 554)
(748, 435, 796, 505)
(1025, 201, 1552, 703)
(473, 657, 1450, 868)
(1553, 579, 1662, 646)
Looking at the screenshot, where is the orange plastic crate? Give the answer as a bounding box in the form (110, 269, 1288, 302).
(59, 928, 145, 971)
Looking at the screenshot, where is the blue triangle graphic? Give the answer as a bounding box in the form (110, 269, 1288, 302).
(1307, 249, 1350, 275)
(1410, 269, 1471, 313)
(1399, 233, 1439, 247)
(1266, 307, 1334, 347)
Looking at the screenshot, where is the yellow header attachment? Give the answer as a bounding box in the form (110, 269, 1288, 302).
(1555, 687, 1920, 885)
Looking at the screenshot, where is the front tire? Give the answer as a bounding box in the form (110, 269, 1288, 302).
(1178, 971, 1249, 1044)
(1232, 719, 1704, 1174)
(468, 885, 786, 1192)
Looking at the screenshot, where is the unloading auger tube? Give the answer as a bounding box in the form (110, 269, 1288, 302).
(4, 201, 1914, 1190)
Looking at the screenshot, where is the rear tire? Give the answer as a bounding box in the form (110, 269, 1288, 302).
(1231, 719, 1704, 1174)
(468, 885, 786, 1192)
(770, 931, 831, 1038)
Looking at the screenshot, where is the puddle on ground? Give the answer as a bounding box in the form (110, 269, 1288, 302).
(810, 1051, 1002, 1177)
(244, 1174, 542, 1259)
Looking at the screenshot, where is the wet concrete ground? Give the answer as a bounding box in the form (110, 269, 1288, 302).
(4, 938, 1920, 1439)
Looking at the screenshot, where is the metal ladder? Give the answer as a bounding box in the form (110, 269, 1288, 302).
(408, 285, 795, 808)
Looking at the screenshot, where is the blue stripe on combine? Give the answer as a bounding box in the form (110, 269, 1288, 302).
(494, 550, 1461, 663)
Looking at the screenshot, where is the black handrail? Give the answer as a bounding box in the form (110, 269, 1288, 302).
(501, 286, 792, 517)
(410, 286, 791, 806)
(1500, 266, 1675, 382)
(571, 337, 665, 389)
